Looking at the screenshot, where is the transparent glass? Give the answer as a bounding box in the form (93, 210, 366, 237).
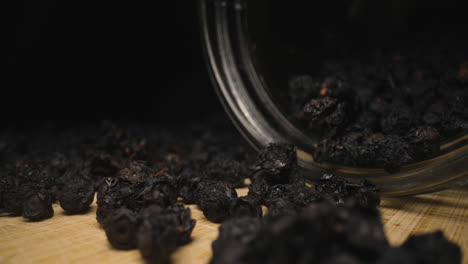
(198, 0, 468, 196)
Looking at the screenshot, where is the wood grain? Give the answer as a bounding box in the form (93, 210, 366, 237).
(1, 187, 467, 264)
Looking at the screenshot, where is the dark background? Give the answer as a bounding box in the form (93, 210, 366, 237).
(6, 1, 220, 123)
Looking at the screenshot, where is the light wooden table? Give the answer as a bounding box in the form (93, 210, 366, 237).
(1, 187, 467, 264)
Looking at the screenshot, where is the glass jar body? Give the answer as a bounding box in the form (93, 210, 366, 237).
(199, 0, 468, 195)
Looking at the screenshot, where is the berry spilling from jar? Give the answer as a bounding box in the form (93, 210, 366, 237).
(289, 40, 468, 172)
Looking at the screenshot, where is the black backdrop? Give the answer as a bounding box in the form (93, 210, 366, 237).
(6, 1, 220, 123)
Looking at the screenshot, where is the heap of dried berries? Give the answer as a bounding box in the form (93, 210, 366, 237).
(0, 120, 463, 264)
(210, 143, 462, 264)
(289, 39, 467, 172)
(0, 119, 253, 262)
(96, 160, 195, 261)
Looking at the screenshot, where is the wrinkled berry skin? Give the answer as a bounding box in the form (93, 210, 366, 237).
(378, 231, 461, 264)
(230, 195, 263, 218)
(96, 161, 178, 224)
(210, 217, 263, 264)
(254, 143, 303, 186)
(96, 177, 124, 224)
(104, 208, 138, 250)
(117, 160, 152, 184)
(315, 174, 380, 208)
(140, 174, 178, 207)
(255, 144, 297, 181)
(212, 202, 388, 264)
(196, 181, 238, 223)
(406, 126, 440, 160)
(177, 173, 201, 204)
(380, 106, 415, 135)
(137, 205, 196, 264)
(203, 157, 249, 188)
(22, 191, 54, 221)
(59, 183, 95, 214)
(58, 166, 96, 214)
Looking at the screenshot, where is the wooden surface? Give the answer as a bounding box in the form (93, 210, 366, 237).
(1, 187, 467, 264)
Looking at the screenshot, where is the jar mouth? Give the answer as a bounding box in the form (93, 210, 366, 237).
(199, 0, 468, 195)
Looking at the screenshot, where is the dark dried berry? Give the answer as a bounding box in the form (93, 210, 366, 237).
(242, 204, 337, 263)
(262, 184, 319, 217)
(59, 184, 95, 214)
(96, 177, 125, 224)
(117, 160, 152, 184)
(343, 201, 388, 259)
(378, 135, 412, 173)
(203, 156, 249, 187)
(324, 102, 349, 127)
(196, 181, 237, 223)
(59, 166, 95, 214)
(247, 170, 270, 200)
(177, 172, 201, 204)
(263, 198, 296, 219)
(314, 133, 413, 172)
(137, 218, 176, 264)
(136, 170, 178, 207)
(85, 151, 121, 180)
(230, 195, 262, 218)
(210, 217, 263, 264)
(378, 231, 461, 264)
(255, 143, 302, 185)
(249, 201, 386, 264)
(380, 105, 415, 135)
(22, 191, 54, 221)
(96, 162, 178, 224)
(406, 126, 440, 160)
(315, 174, 380, 208)
(377, 247, 416, 264)
(104, 208, 138, 250)
(400, 231, 461, 264)
(302, 96, 338, 124)
(286, 185, 321, 210)
(263, 184, 296, 207)
(137, 204, 196, 264)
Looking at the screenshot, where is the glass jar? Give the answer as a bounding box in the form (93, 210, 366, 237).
(199, 0, 468, 195)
